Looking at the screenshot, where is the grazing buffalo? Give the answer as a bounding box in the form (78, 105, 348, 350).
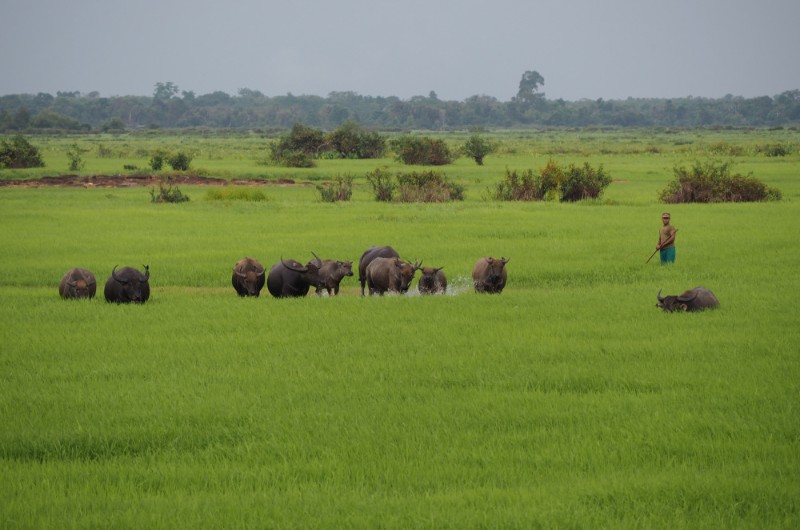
(472, 257, 509, 294)
(59, 267, 97, 299)
(266, 253, 323, 298)
(104, 265, 150, 303)
(657, 287, 720, 312)
(231, 257, 266, 297)
(358, 246, 400, 296)
(316, 259, 353, 296)
(418, 267, 447, 295)
(365, 257, 422, 296)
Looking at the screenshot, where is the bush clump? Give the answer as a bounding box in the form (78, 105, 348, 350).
(659, 160, 781, 203)
(0, 134, 45, 168)
(389, 135, 454, 165)
(206, 188, 268, 202)
(316, 175, 353, 203)
(270, 121, 387, 167)
(489, 159, 611, 202)
(366, 167, 395, 202)
(462, 134, 497, 165)
(755, 143, 791, 157)
(150, 179, 190, 203)
(366, 168, 463, 203)
(168, 151, 192, 171)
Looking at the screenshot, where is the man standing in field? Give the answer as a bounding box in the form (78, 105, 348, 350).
(656, 212, 677, 265)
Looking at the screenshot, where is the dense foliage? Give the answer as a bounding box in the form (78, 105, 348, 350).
(270, 122, 386, 167)
(0, 134, 45, 168)
(316, 175, 354, 203)
(659, 160, 781, 203)
(461, 134, 496, 165)
(2, 86, 798, 131)
(389, 136, 454, 165)
(366, 168, 463, 202)
(490, 160, 612, 202)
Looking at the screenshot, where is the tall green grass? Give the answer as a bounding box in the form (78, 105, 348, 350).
(1, 130, 798, 528)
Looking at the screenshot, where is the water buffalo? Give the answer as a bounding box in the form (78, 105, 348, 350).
(365, 257, 422, 296)
(472, 257, 509, 294)
(316, 259, 353, 296)
(358, 246, 400, 296)
(104, 265, 150, 303)
(59, 267, 97, 299)
(417, 267, 447, 295)
(657, 287, 720, 312)
(266, 253, 323, 298)
(231, 257, 266, 297)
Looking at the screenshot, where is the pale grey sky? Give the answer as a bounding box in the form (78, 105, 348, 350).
(1, 0, 798, 101)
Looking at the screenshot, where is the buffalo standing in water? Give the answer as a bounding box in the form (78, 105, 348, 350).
(316, 259, 353, 296)
(231, 257, 266, 297)
(266, 253, 323, 298)
(417, 267, 447, 295)
(358, 245, 400, 296)
(59, 267, 97, 299)
(657, 287, 720, 312)
(472, 257, 509, 294)
(104, 265, 150, 303)
(365, 257, 422, 296)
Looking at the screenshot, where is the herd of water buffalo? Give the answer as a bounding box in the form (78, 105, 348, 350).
(57, 244, 719, 311)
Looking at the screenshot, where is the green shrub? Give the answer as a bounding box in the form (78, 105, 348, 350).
(325, 121, 386, 159)
(489, 160, 610, 202)
(150, 180, 190, 203)
(167, 151, 192, 171)
(269, 123, 325, 167)
(0, 134, 45, 169)
(389, 135, 454, 165)
(316, 175, 353, 203)
(205, 188, 267, 202)
(66, 144, 86, 172)
(396, 170, 464, 202)
(366, 167, 395, 202)
(561, 162, 612, 201)
(659, 160, 781, 203)
(462, 134, 497, 165)
(755, 143, 791, 157)
(150, 150, 168, 171)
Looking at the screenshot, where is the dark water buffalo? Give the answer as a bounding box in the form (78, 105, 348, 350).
(358, 246, 400, 296)
(472, 257, 509, 294)
(316, 259, 353, 296)
(231, 257, 266, 297)
(266, 254, 323, 298)
(657, 287, 720, 312)
(365, 257, 422, 296)
(59, 267, 97, 299)
(104, 265, 150, 303)
(418, 267, 447, 295)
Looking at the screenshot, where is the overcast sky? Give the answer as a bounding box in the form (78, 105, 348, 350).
(2, 0, 798, 102)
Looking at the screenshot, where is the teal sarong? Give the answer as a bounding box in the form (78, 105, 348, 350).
(660, 247, 676, 265)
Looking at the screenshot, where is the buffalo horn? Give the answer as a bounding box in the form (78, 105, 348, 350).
(256, 267, 265, 277)
(657, 289, 664, 302)
(501, 257, 510, 264)
(310, 251, 323, 269)
(234, 268, 247, 278)
(142, 264, 150, 282)
(111, 265, 128, 284)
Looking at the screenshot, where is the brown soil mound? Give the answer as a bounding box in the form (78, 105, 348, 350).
(0, 174, 302, 188)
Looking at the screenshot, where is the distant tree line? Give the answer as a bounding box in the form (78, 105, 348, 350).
(1, 74, 798, 132)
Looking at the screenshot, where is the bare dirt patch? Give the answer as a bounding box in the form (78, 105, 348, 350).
(0, 174, 304, 189)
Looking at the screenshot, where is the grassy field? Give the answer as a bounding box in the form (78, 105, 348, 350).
(1, 129, 799, 528)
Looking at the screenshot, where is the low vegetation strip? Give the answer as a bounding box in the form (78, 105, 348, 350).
(0, 174, 302, 188)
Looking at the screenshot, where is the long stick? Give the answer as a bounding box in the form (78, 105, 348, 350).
(646, 228, 678, 264)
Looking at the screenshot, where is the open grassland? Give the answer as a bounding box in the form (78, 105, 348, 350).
(1, 129, 799, 528)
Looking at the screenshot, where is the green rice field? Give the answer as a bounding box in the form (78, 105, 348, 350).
(1, 129, 798, 528)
